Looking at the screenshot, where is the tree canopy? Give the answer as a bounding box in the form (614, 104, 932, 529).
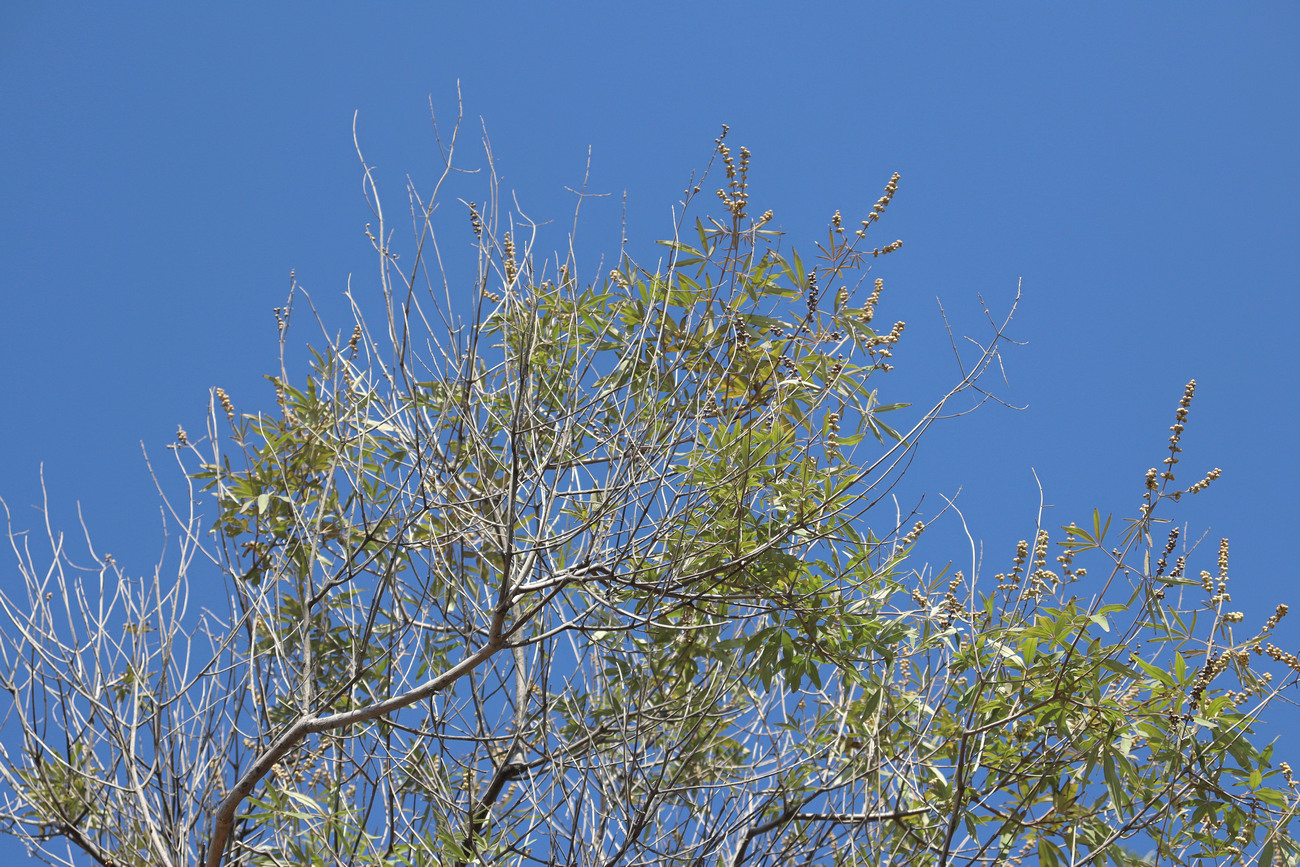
(1, 117, 1296, 867)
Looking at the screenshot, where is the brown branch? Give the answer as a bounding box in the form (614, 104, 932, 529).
(203, 625, 509, 867)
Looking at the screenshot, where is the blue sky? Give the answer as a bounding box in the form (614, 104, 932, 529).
(1, 3, 1297, 859)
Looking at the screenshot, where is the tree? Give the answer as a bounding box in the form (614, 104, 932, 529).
(1, 111, 1296, 867)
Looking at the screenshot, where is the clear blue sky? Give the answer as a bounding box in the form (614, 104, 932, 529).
(2, 4, 1297, 860)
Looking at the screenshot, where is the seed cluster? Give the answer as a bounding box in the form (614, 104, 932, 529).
(1155, 527, 1180, 578)
(866, 321, 906, 370)
(714, 126, 751, 222)
(996, 539, 1030, 593)
(732, 316, 749, 350)
(939, 572, 963, 629)
(1258, 640, 1300, 675)
(1265, 603, 1289, 632)
(869, 240, 904, 258)
(1186, 467, 1222, 495)
(824, 407, 843, 459)
(1197, 539, 1235, 607)
(1189, 650, 1233, 710)
(1163, 379, 1196, 483)
(1224, 668, 1274, 709)
(856, 173, 900, 238)
(993, 532, 1066, 600)
(859, 278, 884, 324)
(1281, 762, 1297, 791)
(1027, 529, 1060, 596)
(469, 201, 483, 239)
(1056, 531, 1086, 580)
(1138, 379, 1202, 517)
(215, 387, 235, 425)
(503, 232, 518, 284)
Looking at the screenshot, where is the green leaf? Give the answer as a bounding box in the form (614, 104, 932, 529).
(874, 419, 902, 442)
(1103, 751, 1129, 814)
(1134, 657, 1176, 688)
(1093, 509, 1111, 544)
(1038, 837, 1064, 867)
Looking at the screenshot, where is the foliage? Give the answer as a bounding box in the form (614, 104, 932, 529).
(0, 114, 1296, 867)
